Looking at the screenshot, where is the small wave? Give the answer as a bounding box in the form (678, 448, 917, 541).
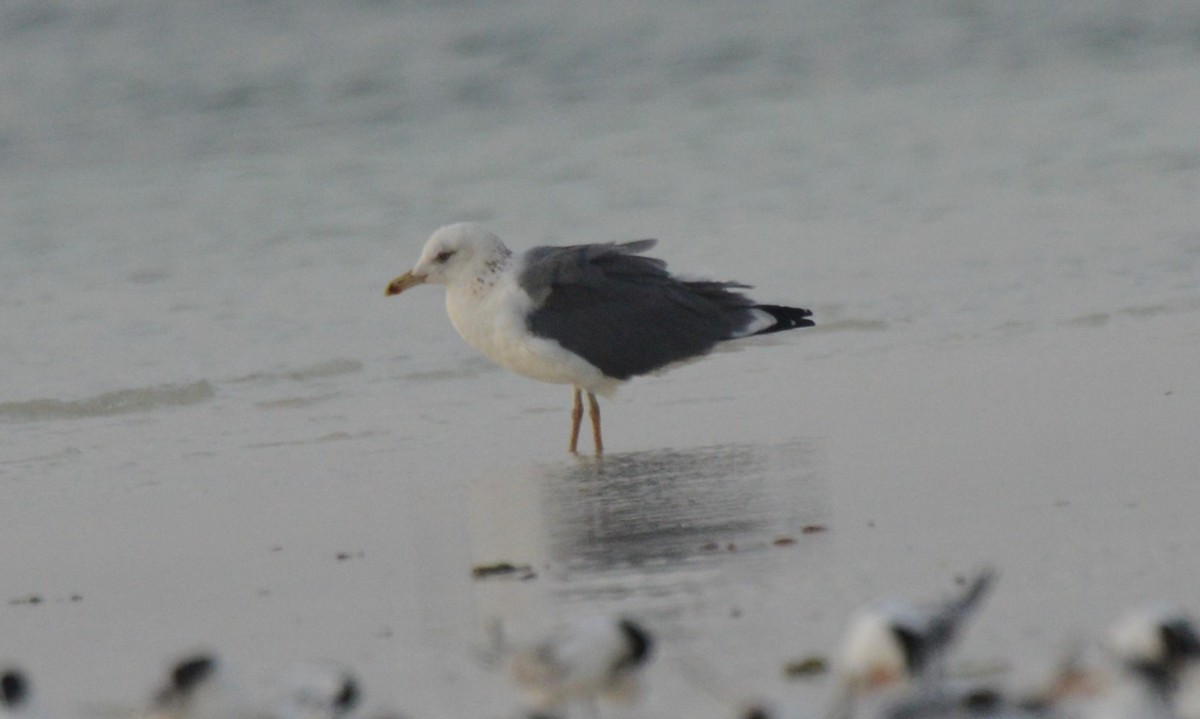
(1064, 312, 1111, 327)
(245, 430, 376, 449)
(255, 393, 336, 410)
(0, 446, 83, 466)
(401, 367, 480, 382)
(396, 356, 498, 383)
(0, 380, 215, 422)
(1063, 304, 1173, 328)
(1118, 304, 1171, 318)
(231, 358, 364, 384)
(285, 358, 363, 381)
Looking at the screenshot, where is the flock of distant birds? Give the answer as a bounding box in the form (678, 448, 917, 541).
(4, 569, 1198, 719)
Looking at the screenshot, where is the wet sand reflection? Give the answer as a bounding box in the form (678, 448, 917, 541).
(541, 442, 825, 572)
(468, 440, 828, 626)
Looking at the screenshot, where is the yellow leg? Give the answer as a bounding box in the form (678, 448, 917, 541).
(568, 387, 583, 453)
(586, 391, 603, 455)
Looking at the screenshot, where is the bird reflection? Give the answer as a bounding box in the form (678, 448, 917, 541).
(536, 441, 823, 571)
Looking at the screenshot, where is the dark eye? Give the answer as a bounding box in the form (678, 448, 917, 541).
(434, 250, 456, 263)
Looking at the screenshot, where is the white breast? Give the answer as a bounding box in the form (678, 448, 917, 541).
(444, 273, 618, 394)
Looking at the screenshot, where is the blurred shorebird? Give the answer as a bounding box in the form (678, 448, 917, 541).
(504, 615, 654, 718)
(1086, 605, 1200, 719)
(830, 569, 997, 719)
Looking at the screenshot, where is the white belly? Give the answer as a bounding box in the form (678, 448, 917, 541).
(445, 277, 619, 395)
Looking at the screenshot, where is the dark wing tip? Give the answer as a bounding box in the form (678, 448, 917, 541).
(615, 239, 657, 254)
(956, 567, 997, 614)
(616, 618, 654, 667)
(751, 304, 815, 335)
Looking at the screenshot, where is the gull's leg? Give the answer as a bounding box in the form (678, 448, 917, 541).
(586, 391, 603, 455)
(569, 387, 584, 454)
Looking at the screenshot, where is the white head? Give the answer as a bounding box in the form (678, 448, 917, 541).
(385, 223, 511, 295)
(1109, 605, 1200, 684)
(836, 603, 923, 691)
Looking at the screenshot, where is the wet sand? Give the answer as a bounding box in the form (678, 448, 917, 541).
(4, 302, 1199, 718)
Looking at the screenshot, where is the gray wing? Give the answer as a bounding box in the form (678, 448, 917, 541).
(517, 241, 759, 380)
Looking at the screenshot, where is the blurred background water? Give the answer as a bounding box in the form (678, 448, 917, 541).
(2, 1, 1200, 717)
(3, 0, 1200, 399)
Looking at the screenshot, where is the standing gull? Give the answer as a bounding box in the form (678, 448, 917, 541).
(385, 223, 814, 453)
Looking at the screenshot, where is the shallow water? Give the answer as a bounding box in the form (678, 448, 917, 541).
(2, 1, 1200, 718)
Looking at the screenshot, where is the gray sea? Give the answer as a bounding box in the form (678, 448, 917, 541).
(3, 1, 1200, 717)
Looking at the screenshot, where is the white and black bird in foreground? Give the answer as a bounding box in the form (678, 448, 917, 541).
(506, 615, 654, 718)
(271, 662, 360, 719)
(1087, 605, 1200, 719)
(144, 653, 363, 719)
(831, 569, 996, 719)
(385, 223, 814, 453)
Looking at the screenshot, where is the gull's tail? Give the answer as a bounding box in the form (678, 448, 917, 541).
(925, 568, 997, 660)
(748, 305, 815, 336)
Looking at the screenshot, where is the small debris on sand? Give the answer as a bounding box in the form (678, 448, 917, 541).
(783, 655, 828, 678)
(471, 562, 537, 580)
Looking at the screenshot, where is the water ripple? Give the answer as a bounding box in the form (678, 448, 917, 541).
(0, 380, 215, 422)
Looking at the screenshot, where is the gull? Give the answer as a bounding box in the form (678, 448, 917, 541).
(1088, 605, 1200, 719)
(830, 570, 996, 719)
(506, 615, 654, 718)
(385, 223, 814, 453)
